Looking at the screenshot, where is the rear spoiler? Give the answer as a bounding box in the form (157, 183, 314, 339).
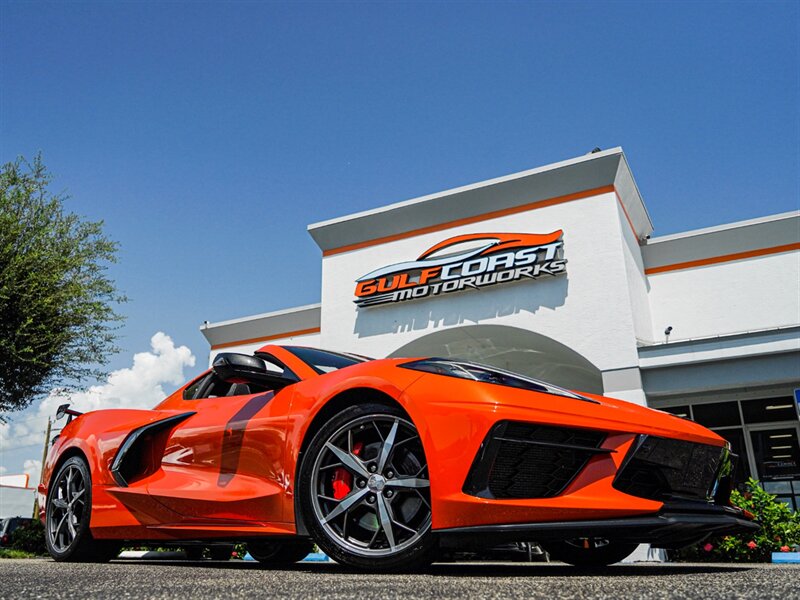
(56, 403, 83, 424)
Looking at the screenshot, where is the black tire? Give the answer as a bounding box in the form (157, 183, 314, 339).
(247, 539, 314, 565)
(45, 456, 120, 562)
(542, 539, 637, 567)
(298, 402, 436, 572)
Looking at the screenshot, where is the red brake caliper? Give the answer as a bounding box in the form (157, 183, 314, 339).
(332, 441, 362, 500)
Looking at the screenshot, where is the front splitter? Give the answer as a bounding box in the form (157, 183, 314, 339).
(436, 502, 758, 550)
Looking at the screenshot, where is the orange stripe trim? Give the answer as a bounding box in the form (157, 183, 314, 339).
(614, 190, 638, 239)
(322, 185, 617, 256)
(645, 243, 800, 275)
(210, 327, 321, 350)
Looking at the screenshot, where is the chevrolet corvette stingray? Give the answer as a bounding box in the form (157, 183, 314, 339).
(39, 345, 757, 571)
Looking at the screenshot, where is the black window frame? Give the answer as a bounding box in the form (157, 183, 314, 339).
(282, 346, 370, 375)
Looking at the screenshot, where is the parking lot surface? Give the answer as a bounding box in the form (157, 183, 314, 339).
(1, 559, 797, 599)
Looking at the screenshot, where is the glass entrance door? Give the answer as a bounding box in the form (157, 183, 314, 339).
(748, 424, 800, 511)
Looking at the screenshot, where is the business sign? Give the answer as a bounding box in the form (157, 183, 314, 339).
(0, 473, 30, 489)
(354, 231, 567, 307)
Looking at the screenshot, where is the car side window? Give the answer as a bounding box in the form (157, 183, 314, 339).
(183, 374, 211, 400)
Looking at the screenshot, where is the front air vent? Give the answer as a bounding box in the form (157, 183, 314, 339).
(613, 435, 725, 502)
(463, 421, 609, 499)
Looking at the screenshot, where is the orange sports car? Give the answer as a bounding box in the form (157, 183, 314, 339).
(39, 345, 757, 571)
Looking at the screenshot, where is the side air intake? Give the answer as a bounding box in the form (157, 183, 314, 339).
(463, 421, 609, 499)
(110, 412, 195, 487)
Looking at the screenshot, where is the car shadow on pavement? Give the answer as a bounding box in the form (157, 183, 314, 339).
(117, 560, 753, 577)
(421, 563, 754, 577)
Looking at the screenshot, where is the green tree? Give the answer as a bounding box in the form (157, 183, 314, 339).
(0, 154, 125, 415)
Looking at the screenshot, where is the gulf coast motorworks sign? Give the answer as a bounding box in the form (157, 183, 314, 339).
(353, 231, 567, 307)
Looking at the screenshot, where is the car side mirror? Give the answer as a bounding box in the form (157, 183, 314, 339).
(212, 353, 296, 387)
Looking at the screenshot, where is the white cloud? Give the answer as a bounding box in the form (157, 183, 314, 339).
(0, 332, 196, 455)
(23, 459, 42, 485)
(0, 466, 7, 474)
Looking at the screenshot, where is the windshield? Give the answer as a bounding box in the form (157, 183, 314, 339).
(284, 346, 371, 375)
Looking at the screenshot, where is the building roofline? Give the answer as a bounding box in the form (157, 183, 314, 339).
(308, 147, 626, 230)
(642, 210, 799, 274)
(618, 150, 654, 232)
(648, 210, 800, 244)
(200, 303, 321, 348)
(307, 148, 654, 254)
(638, 323, 800, 351)
(200, 302, 321, 331)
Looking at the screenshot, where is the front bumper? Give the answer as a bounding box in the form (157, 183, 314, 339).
(437, 502, 758, 550)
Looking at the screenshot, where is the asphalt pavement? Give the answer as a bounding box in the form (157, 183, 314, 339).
(1, 559, 797, 599)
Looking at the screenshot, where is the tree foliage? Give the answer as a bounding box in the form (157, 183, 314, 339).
(0, 154, 125, 415)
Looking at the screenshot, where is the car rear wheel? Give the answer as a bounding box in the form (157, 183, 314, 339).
(184, 545, 233, 560)
(299, 403, 435, 572)
(45, 456, 120, 562)
(247, 539, 314, 564)
(542, 538, 637, 567)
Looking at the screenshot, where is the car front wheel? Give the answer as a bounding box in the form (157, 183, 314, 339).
(45, 456, 120, 562)
(542, 538, 637, 567)
(299, 403, 435, 572)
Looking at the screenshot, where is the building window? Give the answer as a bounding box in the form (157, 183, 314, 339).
(741, 397, 797, 424)
(661, 405, 691, 419)
(692, 401, 741, 428)
(712, 428, 751, 485)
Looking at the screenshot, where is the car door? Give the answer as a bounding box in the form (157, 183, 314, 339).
(145, 355, 296, 524)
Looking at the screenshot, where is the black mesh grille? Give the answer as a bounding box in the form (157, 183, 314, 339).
(463, 422, 607, 499)
(613, 436, 724, 502)
(503, 423, 606, 448)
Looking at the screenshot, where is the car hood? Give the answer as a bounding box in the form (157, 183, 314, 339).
(394, 362, 724, 447)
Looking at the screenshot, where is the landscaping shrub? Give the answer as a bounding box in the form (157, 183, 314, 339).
(10, 519, 47, 556)
(672, 478, 800, 562)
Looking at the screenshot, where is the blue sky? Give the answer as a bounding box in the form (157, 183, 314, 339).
(1, 0, 798, 445)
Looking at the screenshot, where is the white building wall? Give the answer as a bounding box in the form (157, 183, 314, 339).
(0, 486, 35, 519)
(319, 192, 646, 387)
(647, 251, 800, 342)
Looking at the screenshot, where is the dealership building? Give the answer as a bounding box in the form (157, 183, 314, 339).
(202, 148, 800, 511)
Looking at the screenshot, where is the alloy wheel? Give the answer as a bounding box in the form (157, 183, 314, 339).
(310, 414, 431, 557)
(48, 464, 87, 553)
